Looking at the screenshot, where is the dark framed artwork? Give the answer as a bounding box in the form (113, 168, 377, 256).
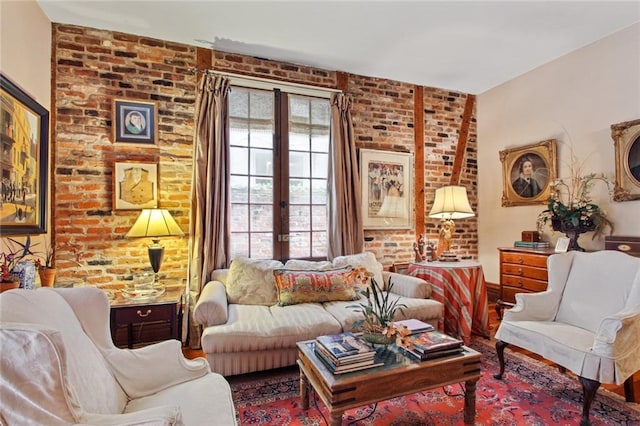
(500, 139, 557, 207)
(112, 99, 157, 145)
(0, 74, 49, 235)
(359, 148, 413, 229)
(113, 161, 158, 210)
(611, 118, 640, 201)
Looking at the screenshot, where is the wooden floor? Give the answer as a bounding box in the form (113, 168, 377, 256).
(183, 302, 638, 401)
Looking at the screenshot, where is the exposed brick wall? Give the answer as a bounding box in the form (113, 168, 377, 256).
(52, 24, 478, 283)
(53, 24, 196, 285)
(423, 89, 478, 261)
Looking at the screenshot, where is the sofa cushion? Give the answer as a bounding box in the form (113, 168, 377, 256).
(273, 267, 357, 306)
(200, 303, 342, 354)
(323, 293, 443, 332)
(283, 259, 333, 270)
(226, 257, 284, 305)
(332, 252, 384, 290)
(124, 374, 236, 426)
(0, 324, 79, 425)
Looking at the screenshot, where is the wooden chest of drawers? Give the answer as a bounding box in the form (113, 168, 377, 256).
(496, 247, 556, 318)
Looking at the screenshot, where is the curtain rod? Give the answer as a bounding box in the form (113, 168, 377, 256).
(189, 68, 342, 96)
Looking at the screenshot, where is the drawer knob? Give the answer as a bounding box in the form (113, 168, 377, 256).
(518, 279, 524, 287)
(137, 309, 152, 318)
(517, 268, 523, 275)
(517, 256, 524, 264)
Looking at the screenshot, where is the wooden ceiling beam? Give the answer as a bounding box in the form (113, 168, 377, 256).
(450, 94, 475, 186)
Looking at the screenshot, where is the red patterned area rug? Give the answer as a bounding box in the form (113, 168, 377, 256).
(229, 337, 640, 425)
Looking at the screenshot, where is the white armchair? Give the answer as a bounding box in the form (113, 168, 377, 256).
(494, 250, 640, 426)
(0, 287, 237, 425)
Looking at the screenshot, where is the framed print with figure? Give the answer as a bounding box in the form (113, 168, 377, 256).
(611, 118, 640, 201)
(113, 161, 158, 210)
(0, 74, 49, 235)
(500, 139, 557, 207)
(360, 148, 413, 229)
(555, 237, 570, 253)
(112, 99, 157, 145)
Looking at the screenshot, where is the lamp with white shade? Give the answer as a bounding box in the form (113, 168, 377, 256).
(126, 208, 184, 282)
(428, 185, 474, 262)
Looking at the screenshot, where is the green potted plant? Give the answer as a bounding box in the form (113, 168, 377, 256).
(537, 157, 614, 251)
(348, 267, 408, 345)
(36, 238, 56, 287)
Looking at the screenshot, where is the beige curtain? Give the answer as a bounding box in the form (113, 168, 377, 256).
(328, 93, 364, 259)
(186, 74, 231, 347)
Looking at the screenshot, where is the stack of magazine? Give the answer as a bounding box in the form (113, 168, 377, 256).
(393, 319, 434, 334)
(314, 332, 383, 374)
(401, 330, 464, 361)
(514, 240, 550, 249)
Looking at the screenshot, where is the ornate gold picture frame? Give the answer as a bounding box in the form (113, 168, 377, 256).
(611, 118, 640, 201)
(500, 139, 557, 207)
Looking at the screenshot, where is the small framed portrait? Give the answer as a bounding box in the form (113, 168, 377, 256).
(555, 237, 570, 253)
(500, 139, 557, 207)
(112, 99, 157, 145)
(359, 148, 413, 229)
(611, 118, 640, 201)
(113, 161, 158, 210)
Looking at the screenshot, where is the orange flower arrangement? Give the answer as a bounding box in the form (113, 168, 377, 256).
(346, 266, 415, 348)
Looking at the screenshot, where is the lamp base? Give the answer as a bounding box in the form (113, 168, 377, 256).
(148, 243, 165, 281)
(438, 251, 460, 262)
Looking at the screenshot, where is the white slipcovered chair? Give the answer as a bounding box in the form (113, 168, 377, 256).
(0, 287, 237, 425)
(494, 250, 640, 426)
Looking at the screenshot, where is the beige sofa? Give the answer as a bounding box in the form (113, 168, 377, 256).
(193, 252, 444, 376)
(0, 287, 237, 426)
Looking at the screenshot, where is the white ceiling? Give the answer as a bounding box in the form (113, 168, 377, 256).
(37, 1, 640, 94)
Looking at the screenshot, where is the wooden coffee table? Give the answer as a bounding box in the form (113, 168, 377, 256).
(296, 340, 481, 425)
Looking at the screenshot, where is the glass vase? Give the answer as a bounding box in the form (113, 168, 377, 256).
(362, 331, 395, 346)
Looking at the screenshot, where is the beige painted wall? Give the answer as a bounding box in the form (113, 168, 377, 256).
(477, 23, 640, 283)
(1, 0, 51, 106)
(0, 0, 51, 257)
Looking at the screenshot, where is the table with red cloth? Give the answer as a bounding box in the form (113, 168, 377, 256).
(407, 260, 490, 344)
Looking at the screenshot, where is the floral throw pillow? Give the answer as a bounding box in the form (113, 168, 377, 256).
(332, 252, 384, 290)
(273, 266, 357, 306)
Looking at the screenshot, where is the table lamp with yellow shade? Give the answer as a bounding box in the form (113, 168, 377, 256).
(126, 209, 184, 282)
(429, 186, 474, 262)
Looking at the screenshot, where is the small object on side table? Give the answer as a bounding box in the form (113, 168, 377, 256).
(521, 231, 539, 242)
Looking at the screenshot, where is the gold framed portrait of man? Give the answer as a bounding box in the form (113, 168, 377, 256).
(500, 139, 557, 207)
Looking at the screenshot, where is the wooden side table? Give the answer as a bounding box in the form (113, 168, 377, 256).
(109, 285, 184, 349)
(407, 260, 490, 344)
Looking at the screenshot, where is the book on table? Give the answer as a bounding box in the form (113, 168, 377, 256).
(313, 344, 383, 374)
(315, 332, 375, 360)
(411, 330, 463, 354)
(399, 345, 464, 361)
(314, 340, 375, 366)
(393, 319, 434, 334)
(514, 240, 550, 248)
